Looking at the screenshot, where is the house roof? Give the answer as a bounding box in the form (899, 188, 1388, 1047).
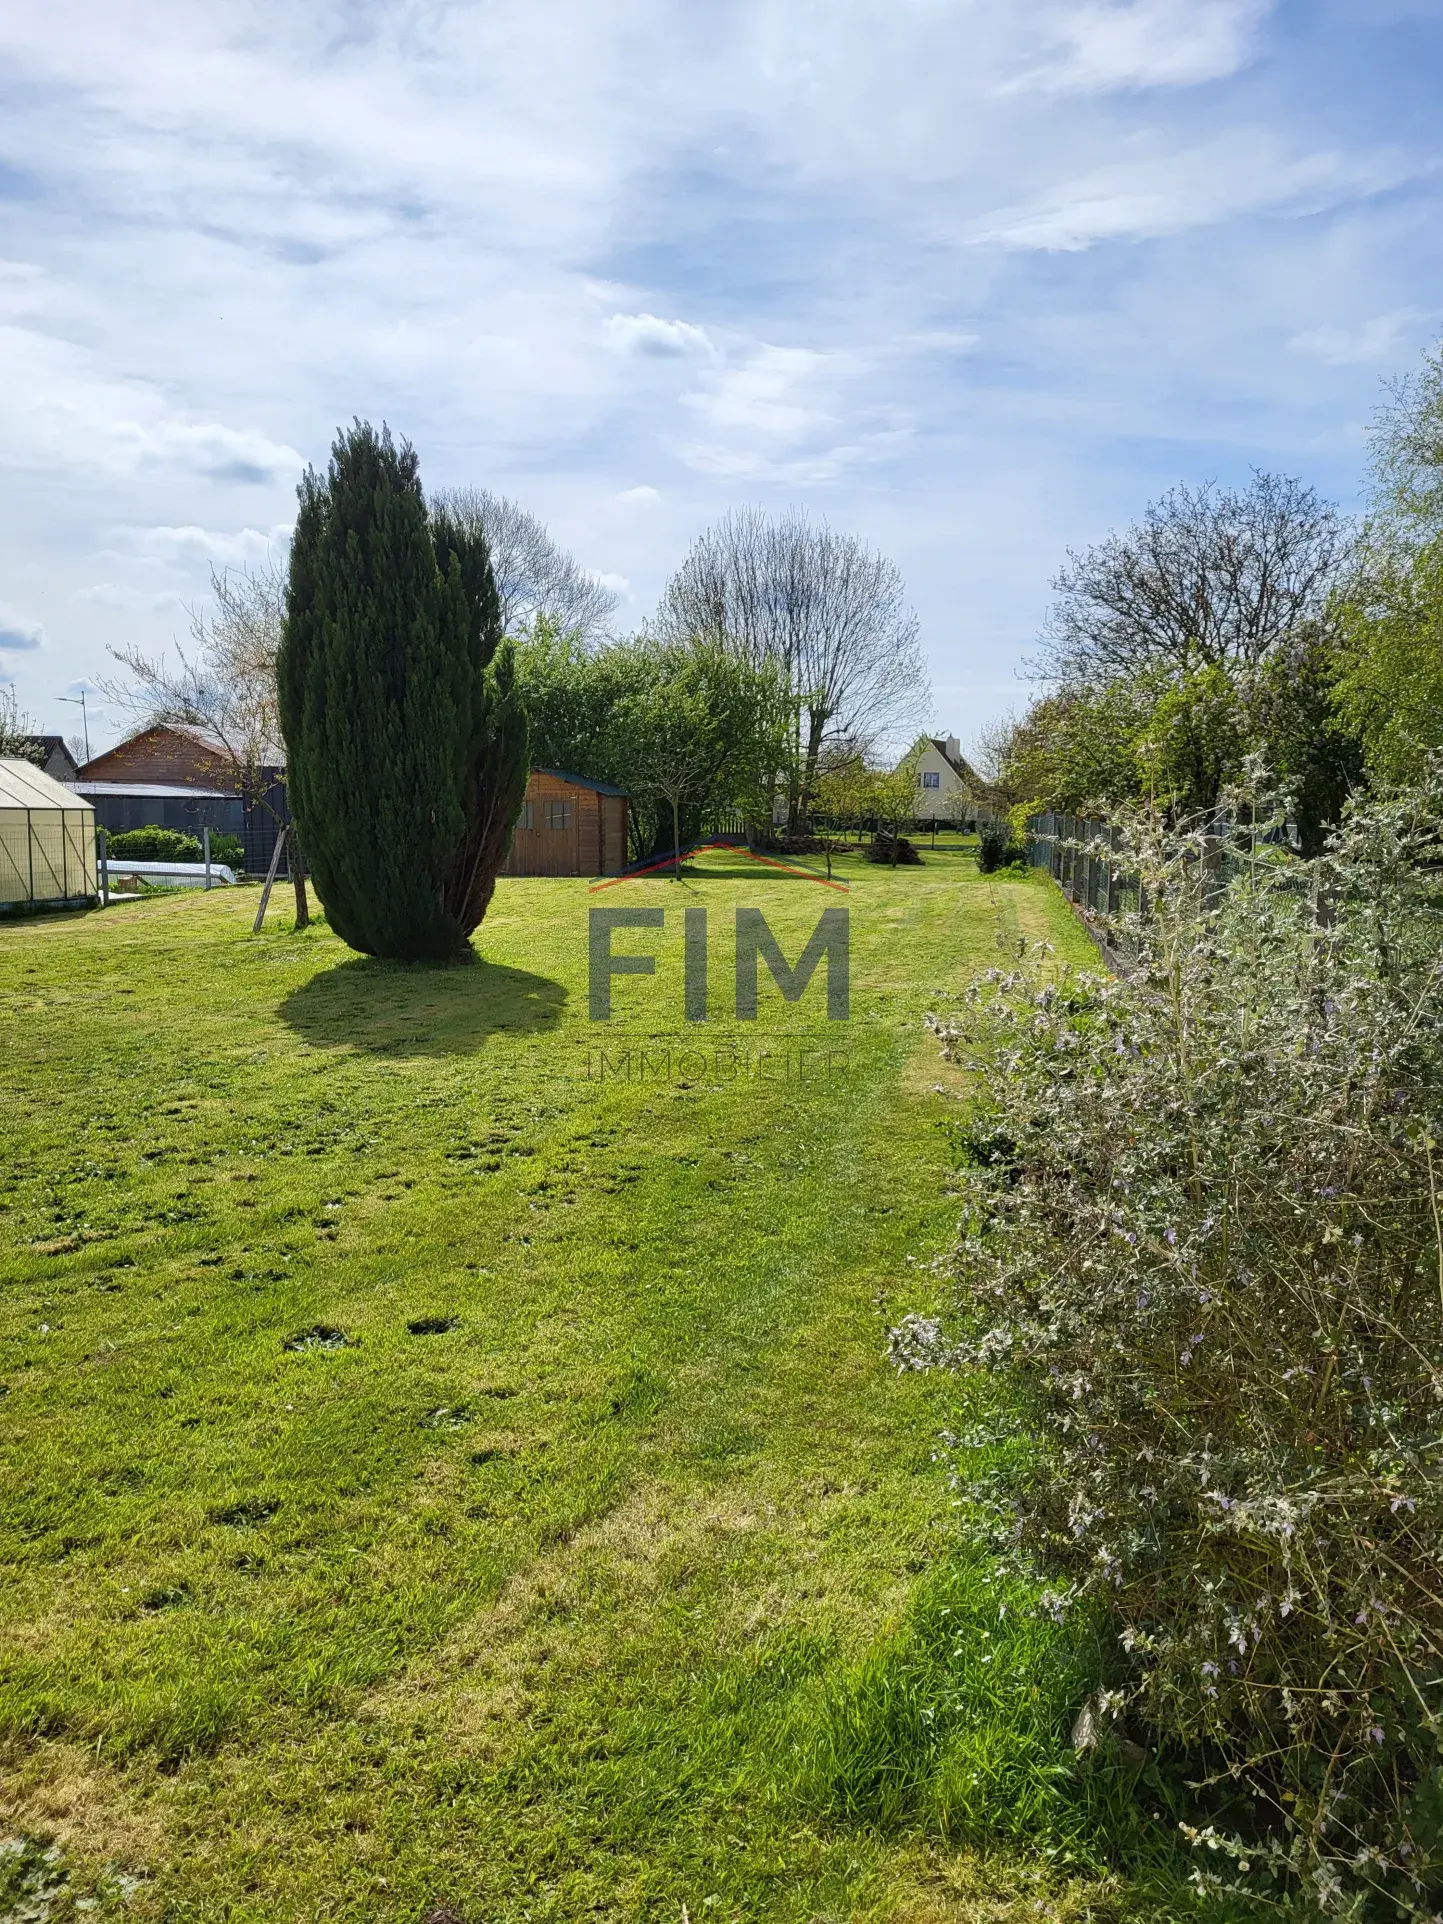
(0, 758, 96, 812)
(78, 723, 284, 776)
(928, 737, 982, 783)
(536, 767, 629, 798)
(18, 734, 75, 763)
(69, 781, 239, 801)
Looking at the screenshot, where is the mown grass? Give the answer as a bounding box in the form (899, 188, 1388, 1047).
(0, 849, 1200, 1922)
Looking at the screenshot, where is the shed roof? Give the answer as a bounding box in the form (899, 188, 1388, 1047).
(535, 766, 629, 798)
(0, 758, 96, 812)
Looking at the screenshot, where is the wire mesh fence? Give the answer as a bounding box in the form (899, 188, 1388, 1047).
(1027, 808, 1317, 967)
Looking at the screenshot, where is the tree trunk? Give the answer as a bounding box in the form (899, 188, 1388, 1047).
(789, 705, 828, 837)
(289, 827, 311, 930)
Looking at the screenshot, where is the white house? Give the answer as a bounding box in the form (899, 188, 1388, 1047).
(909, 735, 991, 826)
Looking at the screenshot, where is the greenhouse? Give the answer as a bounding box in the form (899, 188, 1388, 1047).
(0, 757, 98, 913)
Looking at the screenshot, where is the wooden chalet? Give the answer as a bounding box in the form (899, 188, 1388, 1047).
(504, 769, 628, 878)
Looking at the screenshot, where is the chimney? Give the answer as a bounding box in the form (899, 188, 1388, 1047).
(945, 736, 961, 760)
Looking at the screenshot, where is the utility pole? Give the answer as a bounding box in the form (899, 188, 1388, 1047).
(58, 691, 91, 764)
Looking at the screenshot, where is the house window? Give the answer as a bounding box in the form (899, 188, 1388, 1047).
(546, 800, 573, 830)
(519, 801, 534, 830)
(921, 770, 941, 789)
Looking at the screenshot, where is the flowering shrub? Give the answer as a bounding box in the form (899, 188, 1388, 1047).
(916, 771, 1443, 1914)
(977, 817, 1028, 873)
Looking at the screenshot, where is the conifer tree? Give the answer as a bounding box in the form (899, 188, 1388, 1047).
(277, 422, 528, 960)
(432, 502, 530, 937)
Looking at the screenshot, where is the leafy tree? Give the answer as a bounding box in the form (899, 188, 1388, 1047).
(511, 619, 648, 784)
(859, 758, 921, 865)
(1251, 626, 1363, 854)
(615, 639, 788, 874)
(277, 421, 527, 961)
(1370, 334, 1443, 538)
(985, 682, 1154, 816)
(1336, 539, 1443, 785)
(995, 471, 1362, 844)
(1335, 337, 1443, 787)
(812, 752, 870, 842)
(1134, 663, 1249, 815)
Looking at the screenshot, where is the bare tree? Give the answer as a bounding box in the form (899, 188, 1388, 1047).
(654, 507, 929, 833)
(102, 561, 309, 927)
(430, 488, 618, 642)
(1039, 474, 1350, 688)
(0, 687, 43, 762)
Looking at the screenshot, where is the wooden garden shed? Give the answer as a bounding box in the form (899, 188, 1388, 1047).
(503, 769, 628, 878)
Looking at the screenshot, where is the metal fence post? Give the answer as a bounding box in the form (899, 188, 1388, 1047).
(203, 825, 212, 891)
(98, 826, 109, 907)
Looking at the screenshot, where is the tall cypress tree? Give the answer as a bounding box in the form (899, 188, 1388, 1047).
(432, 503, 531, 937)
(278, 422, 528, 960)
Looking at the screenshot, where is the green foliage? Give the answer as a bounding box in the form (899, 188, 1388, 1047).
(512, 624, 786, 859)
(976, 818, 1027, 873)
(918, 771, 1443, 1915)
(1329, 335, 1443, 792)
(430, 502, 530, 937)
(1336, 537, 1443, 787)
(277, 422, 526, 961)
(208, 832, 245, 867)
(1371, 336, 1443, 540)
(789, 1558, 1181, 1872)
(105, 827, 246, 866)
(1251, 632, 1365, 858)
(510, 616, 646, 781)
(615, 636, 783, 866)
(993, 683, 1155, 815)
(107, 826, 204, 862)
(996, 654, 1363, 852)
(1134, 665, 1248, 814)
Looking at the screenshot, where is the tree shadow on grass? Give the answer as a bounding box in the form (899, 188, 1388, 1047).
(279, 954, 567, 1057)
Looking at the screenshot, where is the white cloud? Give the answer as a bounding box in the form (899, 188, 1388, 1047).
(72, 583, 185, 612)
(0, 603, 45, 651)
(1014, 0, 1271, 95)
(592, 570, 632, 597)
(678, 341, 909, 484)
(1290, 313, 1423, 367)
(616, 485, 662, 504)
(605, 312, 714, 358)
(130, 524, 293, 568)
(0, 322, 304, 482)
(966, 137, 1413, 251)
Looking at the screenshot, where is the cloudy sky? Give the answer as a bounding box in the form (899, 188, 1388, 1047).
(2, 0, 1441, 758)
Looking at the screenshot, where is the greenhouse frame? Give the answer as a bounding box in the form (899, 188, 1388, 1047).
(0, 758, 99, 913)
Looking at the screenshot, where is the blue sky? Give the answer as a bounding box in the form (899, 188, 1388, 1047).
(2, 0, 1441, 756)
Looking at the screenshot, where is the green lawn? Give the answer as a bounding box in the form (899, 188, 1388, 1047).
(0, 850, 1153, 1924)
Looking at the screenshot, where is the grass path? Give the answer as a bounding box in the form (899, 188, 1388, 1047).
(0, 851, 1105, 1922)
